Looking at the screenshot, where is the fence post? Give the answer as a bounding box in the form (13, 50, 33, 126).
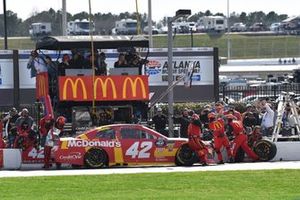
(12, 50, 20, 110)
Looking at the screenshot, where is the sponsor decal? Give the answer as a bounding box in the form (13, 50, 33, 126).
(59, 152, 82, 160)
(36, 73, 49, 98)
(68, 140, 121, 148)
(155, 138, 166, 147)
(146, 60, 161, 75)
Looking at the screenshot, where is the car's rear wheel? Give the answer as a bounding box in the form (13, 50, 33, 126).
(84, 148, 108, 168)
(254, 139, 277, 161)
(175, 143, 198, 166)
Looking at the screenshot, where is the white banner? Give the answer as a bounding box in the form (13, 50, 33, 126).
(0, 60, 14, 89)
(145, 56, 214, 86)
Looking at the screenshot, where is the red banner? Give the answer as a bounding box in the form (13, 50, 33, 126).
(59, 75, 149, 101)
(0, 149, 3, 168)
(36, 72, 49, 99)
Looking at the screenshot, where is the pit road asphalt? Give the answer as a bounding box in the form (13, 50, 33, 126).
(1, 161, 300, 178)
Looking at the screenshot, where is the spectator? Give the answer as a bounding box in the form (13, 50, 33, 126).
(114, 53, 128, 68)
(96, 52, 107, 75)
(87, 53, 99, 73)
(27, 50, 47, 77)
(242, 104, 259, 129)
(260, 100, 275, 136)
(173, 108, 191, 138)
(15, 108, 34, 134)
(44, 55, 58, 95)
(151, 108, 168, 136)
(58, 54, 70, 76)
(2, 107, 20, 148)
(69, 50, 87, 69)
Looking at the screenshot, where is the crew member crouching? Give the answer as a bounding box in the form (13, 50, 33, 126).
(226, 114, 259, 162)
(43, 116, 65, 169)
(208, 112, 232, 164)
(187, 114, 208, 166)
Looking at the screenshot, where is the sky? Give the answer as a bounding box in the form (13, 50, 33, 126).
(0, 0, 299, 22)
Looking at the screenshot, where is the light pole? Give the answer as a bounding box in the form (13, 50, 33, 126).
(148, 0, 153, 48)
(62, 0, 67, 36)
(167, 9, 191, 137)
(3, 0, 8, 49)
(227, 0, 231, 59)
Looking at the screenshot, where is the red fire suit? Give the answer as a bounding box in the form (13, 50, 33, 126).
(0, 132, 6, 148)
(187, 120, 208, 164)
(209, 119, 232, 162)
(229, 120, 259, 161)
(44, 127, 61, 169)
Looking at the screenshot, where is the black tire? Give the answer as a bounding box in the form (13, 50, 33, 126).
(175, 143, 198, 166)
(254, 139, 277, 161)
(234, 148, 245, 163)
(84, 148, 108, 168)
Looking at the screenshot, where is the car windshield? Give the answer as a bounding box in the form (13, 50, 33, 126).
(76, 22, 90, 29)
(126, 22, 137, 28)
(216, 20, 224, 25)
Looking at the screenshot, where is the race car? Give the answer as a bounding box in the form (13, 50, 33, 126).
(53, 124, 196, 168)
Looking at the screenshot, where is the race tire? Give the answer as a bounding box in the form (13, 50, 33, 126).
(84, 148, 108, 168)
(234, 148, 245, 163)
(254, 139, 277, 161)
(175, 143, 198, 166)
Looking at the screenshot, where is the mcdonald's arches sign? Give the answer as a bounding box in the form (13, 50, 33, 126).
(59, 75, 149, 101)
(36, 72, 49, 99)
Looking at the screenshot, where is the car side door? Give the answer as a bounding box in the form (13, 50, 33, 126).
(119, 127, 156, 165)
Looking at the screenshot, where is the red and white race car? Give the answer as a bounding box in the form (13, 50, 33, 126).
(53, 124, 201, 168)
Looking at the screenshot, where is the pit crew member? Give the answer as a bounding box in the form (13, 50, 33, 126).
(226, 114, 259, 161)
(187, 114, 208, 166)
(43, 116, 65, 169)
(208, 112, 232, 164)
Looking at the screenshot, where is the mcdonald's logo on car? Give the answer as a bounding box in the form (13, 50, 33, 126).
(62, 78, 88, 100)
(94, 78, 117, 99)
(122, 77, 147, 99)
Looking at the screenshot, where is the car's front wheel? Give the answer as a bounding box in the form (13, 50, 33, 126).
(84, 148, 108, 168)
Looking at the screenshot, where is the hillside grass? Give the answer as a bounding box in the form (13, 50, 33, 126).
(1, 34, 300, 59)
(0, 169, 300, 200)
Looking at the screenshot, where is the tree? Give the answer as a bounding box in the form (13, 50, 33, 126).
(0, 10, 22, 37)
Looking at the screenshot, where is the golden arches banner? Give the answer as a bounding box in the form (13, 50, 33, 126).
(59, 75, 149, 101)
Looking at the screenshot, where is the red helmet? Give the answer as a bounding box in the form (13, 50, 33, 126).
(56, 116, 66, 129)
(225, 114, 236, 120)
(192, 114, 199, 120)
(208, 112, 216, 119)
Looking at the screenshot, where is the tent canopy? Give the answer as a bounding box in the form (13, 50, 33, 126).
(36, 35, 149, 50)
